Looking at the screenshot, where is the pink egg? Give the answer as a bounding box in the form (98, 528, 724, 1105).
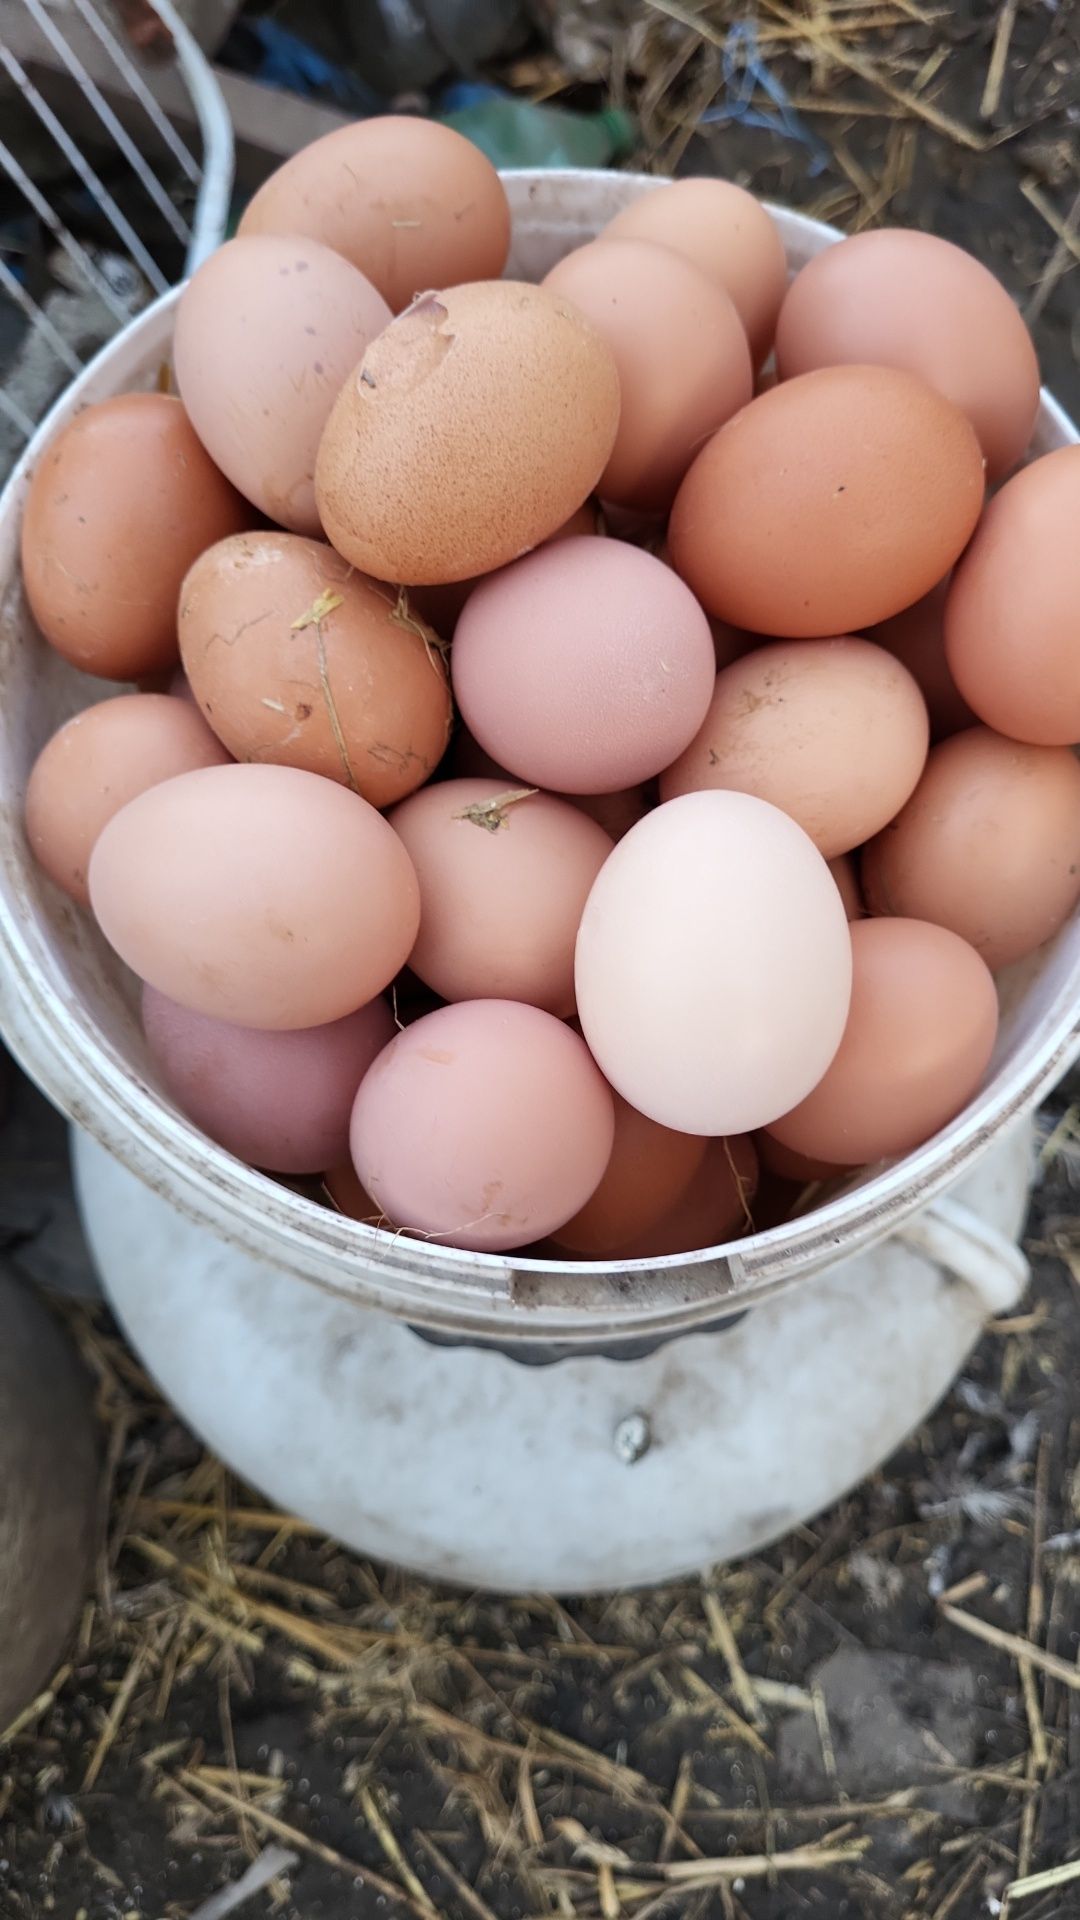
(452, 537, 715, 795)
(350, 1000, 616, 1252)
(389, 780, 612, 1016)
(142, 984, 394, 1173)
(89, 763, 420, 1029)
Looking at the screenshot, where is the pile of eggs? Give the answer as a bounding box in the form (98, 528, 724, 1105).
(18, 116, 1080, 1262)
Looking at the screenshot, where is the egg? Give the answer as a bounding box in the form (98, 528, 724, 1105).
(660, 638, 928, 856)
(755, 1133, 848, 1185)
(25, 693, 230, 906)
(606, 1135, 759, 1257)
(668, 366, 986, 637)
(862, 727, 1080, 970)
(571, 785, 654, 841)
(349, 1000, 616, 1252)
(602, 179, 787, 367)
(142, 985, 394, 1173)
(575, 791, 853, 1136)
(313, 282, 620, 585)
(944, 446, 1080, 745)
(452, 537, 715, 794)
(867, 577, 974, 740)
(173, 235, 391, 534)
(767, 918, 997, 1164)
(775, 229, 1039, 480)
(542, 238, 752, 512)
(20, 394, 250, 679)
(410, 500, 601, 640)
(390, 780, 612, 1016)
(550, 1094, 707, 1254)
(89, 763, 420, 1029)
(178, 532, 451, 805)
(323, 1160, 386, 1224)
(238, 116, 510, 313)
(828, 855, 864, 923)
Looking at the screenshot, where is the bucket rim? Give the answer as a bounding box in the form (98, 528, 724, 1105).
(1, 170, 1077, 1347)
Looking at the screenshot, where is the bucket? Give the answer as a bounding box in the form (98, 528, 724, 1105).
(0, 171, 1077, 1590)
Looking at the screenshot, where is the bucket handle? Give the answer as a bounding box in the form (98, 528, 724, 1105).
(895, 1195, 1029, 1319)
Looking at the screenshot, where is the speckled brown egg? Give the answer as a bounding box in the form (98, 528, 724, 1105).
(668, 366, 986, 637)
(173, 235, 391, 534)
(238, 116, 510, 313)
(178, 531, 451, 806)
(20, 393, 251, 680)
(314, 282, 621, 585)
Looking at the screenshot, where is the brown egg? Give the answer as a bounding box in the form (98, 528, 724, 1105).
(388, 780, 613, 1016)
(238, 116, 510, 313)
(862, 727, 1080, 971)
(323, 1161, 389, 1225)
(178, 532, 451, 806)
(550, 1094, 707, 1255)
(570, 784, 654, 841)
(25, 693, 230, 906)
(775, 229, 1039, 480)
(660, 638, 929, 858)
(20, 394, 250, 680)
(755, 1132, 851, 1185)
(668, 366, 985, 637)
(173, 236, 391, 535)
(542, 237, 752, 512)
(608, 1135, 759, 1258)
(945, 446, 1080, 746)
(314, 283, 620, 585)
(766, 918, 998, 1165)
(866, 577, 974, 740)
(603, 179, 787, 367)
(828, 855, 863, 922)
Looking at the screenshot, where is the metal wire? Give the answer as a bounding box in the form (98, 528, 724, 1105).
(0, 0, 234, 466)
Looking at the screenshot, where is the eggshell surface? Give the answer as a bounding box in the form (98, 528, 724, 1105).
(89, 764, 420, 1029)
(944, 446, 1080, 745)
(867, 577, 974, 740)
(142, 985, 394, 1173)
(551, 1095, 707, 1254)
(660, 637, 929, 856)
(602, 179, 787, 366)
(25, 693, 230, 906)
(238, 116, 510, 312)
(862, 727, 1080, 970)
(607, 1135, 758, 1258)
(349, 1001, 616, 1251)
(313, 282, 620, 584)
(542, 237, 752, 511)
(668, 366, 986, 636)
(767, 918, 998, 1164)
(452, 538, 715, 794)
(179, 532, 451, 805)
(389, 781, 612, 1015)
(574, 791, 853, 1135)
(776, 229, 1039, 480)
(20, 393, 250, 679)
(173, 235, 391, 534)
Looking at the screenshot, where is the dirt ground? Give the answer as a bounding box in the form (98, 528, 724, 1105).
(1, 2, 1079, 1917)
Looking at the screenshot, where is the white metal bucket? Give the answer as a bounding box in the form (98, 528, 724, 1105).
(0, 172, 1076, 1589)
